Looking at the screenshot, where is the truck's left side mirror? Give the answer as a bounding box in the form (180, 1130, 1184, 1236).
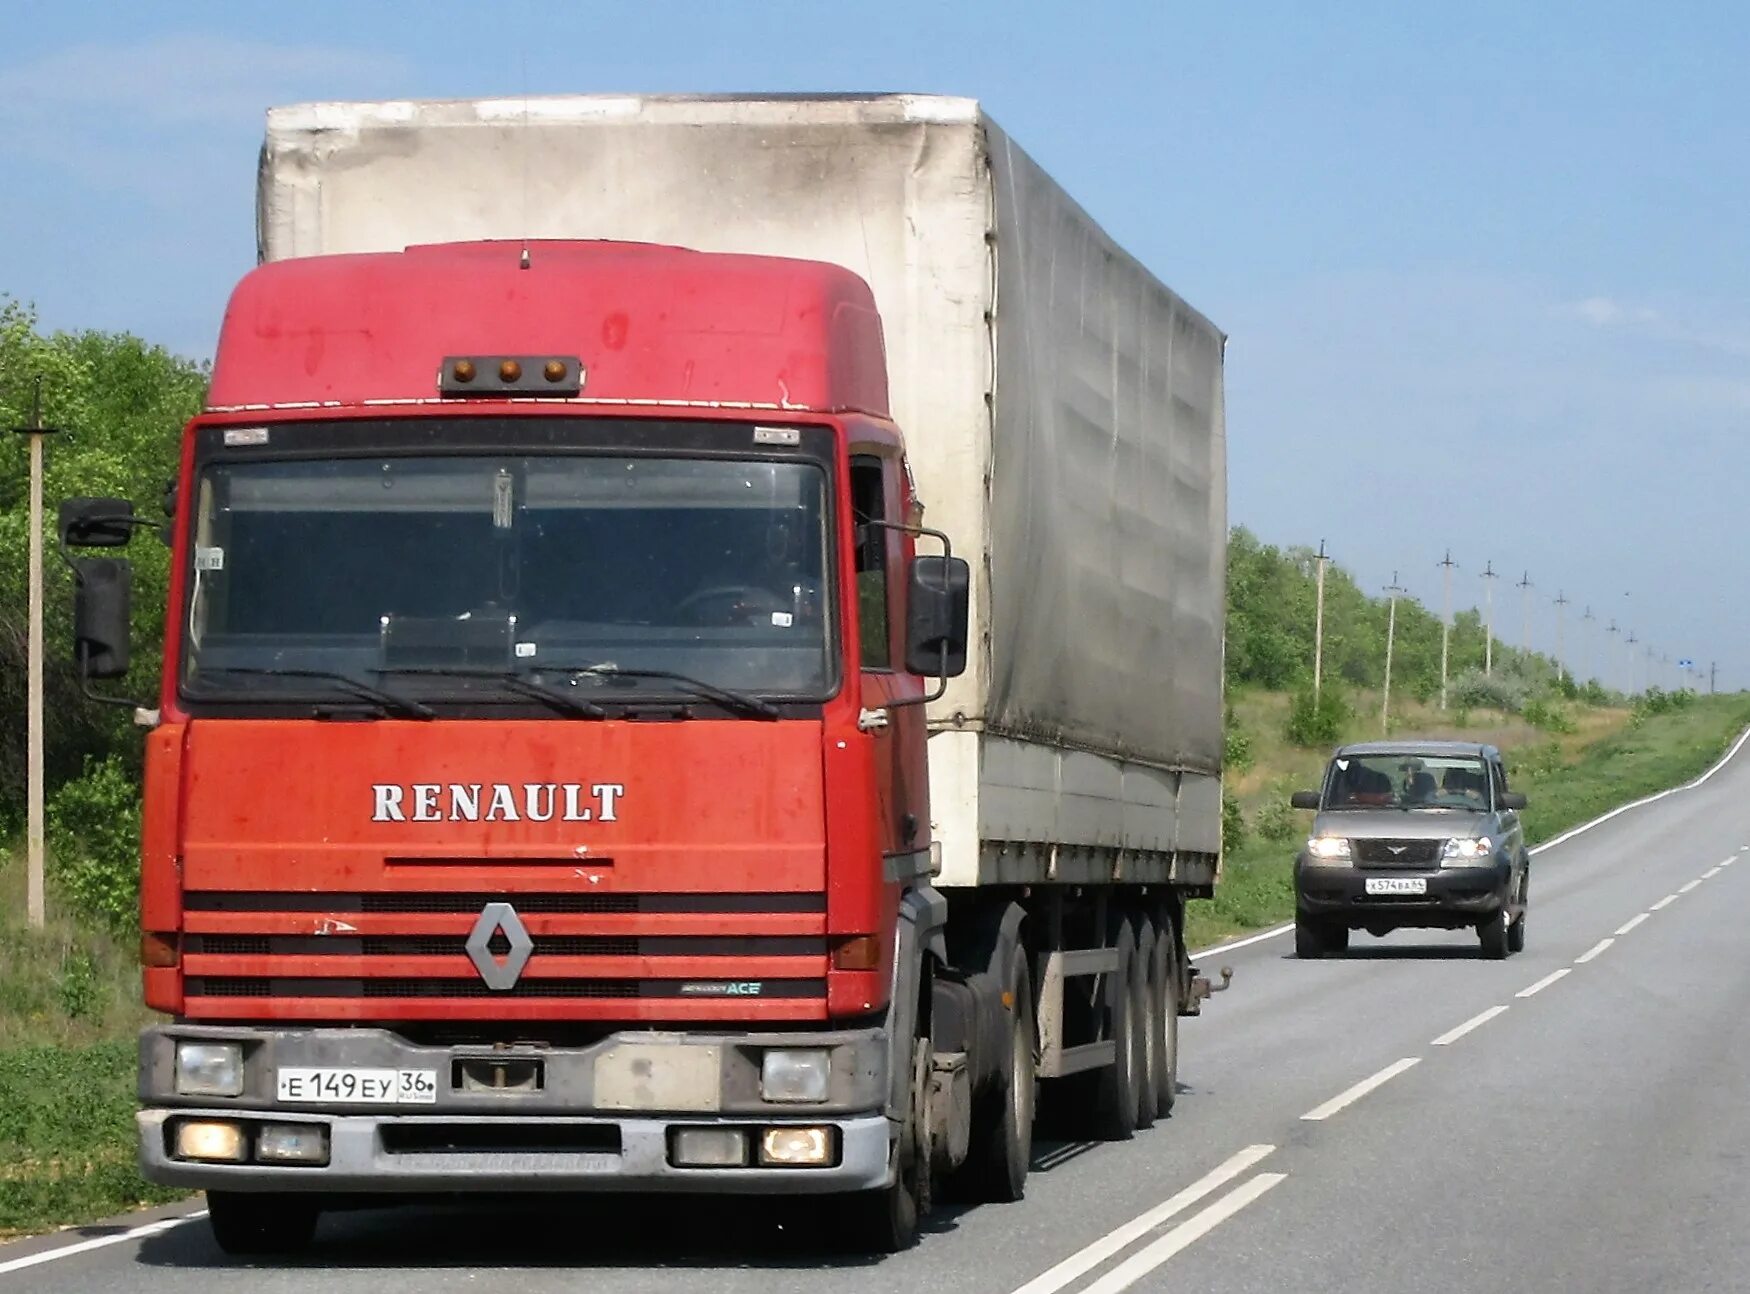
(905, 555, 970, 681)
(59, 497, 136, 548)
(72, 557, 132, 679)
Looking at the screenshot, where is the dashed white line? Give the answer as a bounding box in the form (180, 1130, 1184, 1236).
(1704, 866, 1723, 878)
(1679, 878, 1703, 894)
(1575, 938, 1615, 964)
(1517, 968, 1572, 998)
(1616, 913, 1651, 934)
(0, 1211, 206, 1277)
(1301, 1058, 1421, 1122)
(1431, 1004, 1509, 1046)
(1650, 894, 1679, 911)
(1078, 1173, 1289, 1294)
(1009, 1144, 1276, 1294)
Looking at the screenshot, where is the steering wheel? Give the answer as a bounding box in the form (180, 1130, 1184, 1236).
(674, 584, 791, 626)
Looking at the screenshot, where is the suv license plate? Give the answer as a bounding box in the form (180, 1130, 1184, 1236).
(277, 1067, 438, 1104)
(1364, 877, 1428, 896)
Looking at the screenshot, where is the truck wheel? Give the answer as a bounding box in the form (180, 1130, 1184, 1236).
(206, 1191, 318, 1256)
(1090, 919, 1140, 1141)
(952, 947, 1036, 1202)
(1150, 917, 1181, 1119)
(1135, 916, 1161, 1129)
(1478, 909, 1509, 960)
(841, 1032, 931, 1253)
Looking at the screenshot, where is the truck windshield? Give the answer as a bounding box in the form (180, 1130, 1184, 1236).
(182, 454, 834, 704)
(1323, 754, 1491, 811)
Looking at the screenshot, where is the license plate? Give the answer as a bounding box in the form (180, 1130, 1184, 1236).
(1364, 877, 1428, 896)
(277, 1067, 438, 1105)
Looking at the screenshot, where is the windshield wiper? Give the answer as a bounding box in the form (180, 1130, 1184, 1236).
(575, 665, 782, 719)
(377, 666, 607, 718)
(195, 667, 435, 719)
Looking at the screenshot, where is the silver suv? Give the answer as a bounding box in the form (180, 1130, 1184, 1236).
(1290, 741, 1530, 959)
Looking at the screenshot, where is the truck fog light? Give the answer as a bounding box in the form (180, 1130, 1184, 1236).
(759, 1126, 834, 1167)
(175, 1041, 243, 1097)
(760, 1049, 830, 1103)
(670, 1127, 750, 1167)
(256, 1123, 330, 1165)
(174, 1120, 247, 1163)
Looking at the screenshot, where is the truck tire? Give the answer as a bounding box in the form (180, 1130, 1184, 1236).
(1149, 916, 1180, 1119)
(1478, 909, 1509, 960)
(1090, 918, 1140, 1141)
(1135, 916, 1161, 1128)
(951, 946, 1036, 1202)
(206, 1191, 318, 1256)
(841, 1031, 932, 1253)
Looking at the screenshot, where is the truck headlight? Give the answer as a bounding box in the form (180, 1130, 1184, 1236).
(1306, 836, 1352, 861)
(760, 1049, 831, 1103)
(175, 1042, 243, 1097)
(1442, 836, 1494, 861)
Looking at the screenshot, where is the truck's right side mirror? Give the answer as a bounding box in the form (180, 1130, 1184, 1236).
(1290, 790, 1321, 810)
(71, 557, 133, 679)
(904, 555, 970, 680)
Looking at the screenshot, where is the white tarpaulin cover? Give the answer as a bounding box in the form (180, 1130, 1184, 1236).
(258, 95, 1227, 870)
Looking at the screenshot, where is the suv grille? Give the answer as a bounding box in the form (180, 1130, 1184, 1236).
(1353, 839, 1442, 866)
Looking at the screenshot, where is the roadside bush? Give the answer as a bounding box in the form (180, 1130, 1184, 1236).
(1253, 795, 1300, 843)
(1284, 685, 1350, 748)
(45, 756, 141, 936)
(1635, 687, 1694, 719)
(1222, 790, 1246, 855)
(1523, 696, 1577, 735)
(1448, 669, 1530, 715)
(1223, 709, 1255, 773)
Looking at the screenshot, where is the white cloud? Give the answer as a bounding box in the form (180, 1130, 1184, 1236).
(1558, 293, 1750, 359)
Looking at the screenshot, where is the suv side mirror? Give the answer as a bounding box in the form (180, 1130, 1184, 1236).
(1290, 790, 1321, 810)
(1499, 791, 1527, 811)
(59, 497, 136, 548)
(71, 557, 132, 679)
(904, 555, 970, 680)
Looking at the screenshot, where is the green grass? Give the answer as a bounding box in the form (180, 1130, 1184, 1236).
(1186, 693, 1750, 951)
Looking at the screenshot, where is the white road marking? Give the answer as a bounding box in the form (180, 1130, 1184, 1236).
(1431, 1004, 1509, 1046)
(1650, 894, 1679, 911)
(1517, 968, 1572, 998)
(1301, 1058, 1420, 1121)
(1575, 938, 1614, 964)
(1679, 879, 1703, 894)
(1009, 1145, 1276, 1294)
(1078, 1173, 1289, 1294)
(1188, 921, 1294, 959)
(1616, 913, 1651, 934)
(0, 1211, 206, 1277)
(1705, 867, 1723, 878)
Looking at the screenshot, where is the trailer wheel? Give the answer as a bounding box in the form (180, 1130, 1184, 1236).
(951, 945, 1036, 1202)
(1135, 916, 1161, 1128)
(841, 1031, 931, 1253)
(206, 1191, 318, 1256)
(1149, 916, 1181, 1120)
(1090, 918, 1140, 1141)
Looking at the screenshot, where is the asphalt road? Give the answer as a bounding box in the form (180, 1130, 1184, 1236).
(8, 735, 1749, 1293)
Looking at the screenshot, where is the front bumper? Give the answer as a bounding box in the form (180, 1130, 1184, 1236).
(138, 1023, 894, 1195)
(1295, 862, 1510, 926)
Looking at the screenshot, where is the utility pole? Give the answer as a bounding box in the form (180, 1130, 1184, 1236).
(1481, 562, 1498, 676)
(1553, 591, 1569, 683)
(1517, 570, 1533, 656)
(1438, 550, 1456, 710)
(1606, 620, 1619, 695)
(1625, 630, 1638, 696)
(1312, 539, 1328, 703)
(1711, 661, 1718, 695)
(1582, 606, 1595, 687)
(1382, 572, 1405, 735)
(11, 376, 58, 930)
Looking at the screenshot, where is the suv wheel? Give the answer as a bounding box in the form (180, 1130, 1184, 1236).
(1478, 909, 1509, 960)
(1295, 913, 1347, 959)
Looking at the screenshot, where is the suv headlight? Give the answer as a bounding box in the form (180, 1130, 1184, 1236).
(1306, 836, 1352, 861)
(1442, 836, 1494, 861)
(174, 1042, 243, 1097)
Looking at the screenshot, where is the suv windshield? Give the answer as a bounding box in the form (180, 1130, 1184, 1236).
(182, 451, 834, 703)
(1323, 754, 1491, 811)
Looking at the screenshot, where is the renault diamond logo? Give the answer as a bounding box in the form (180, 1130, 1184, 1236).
(466, 902, 533, 991)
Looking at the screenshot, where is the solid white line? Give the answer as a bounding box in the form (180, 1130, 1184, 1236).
(1529, 723, 1750, 856)
(1575, 938, 1614, 964)
(1301, 1058, 1420, 1121)
(1188, 921, 1294, 960)
(1679, 879, 1703, 894)
(1650, 894, 1679, 911)
(1079, 1173, 1289, 1294)
(1616, 913, 1651, 934)
(1431, 1004, 1509, 1046)
(1009, 1145, 1276, 1294)
(0, 1211, 206, 1277)
(1517, 968, 1572, 998)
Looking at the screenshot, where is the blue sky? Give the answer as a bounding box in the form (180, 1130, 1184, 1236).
(3, 0, 1745, 688)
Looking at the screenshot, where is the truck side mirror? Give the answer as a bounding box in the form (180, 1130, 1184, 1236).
(59, 497, 136, 548)
(72, 557, 132, 679)
(1499, 791, 1527, 811)
(904, 555, 970, 680)
(1290, 790, 1321, 810)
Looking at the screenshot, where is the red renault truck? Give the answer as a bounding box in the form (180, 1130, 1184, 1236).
(60, 95, 1228, 1255)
